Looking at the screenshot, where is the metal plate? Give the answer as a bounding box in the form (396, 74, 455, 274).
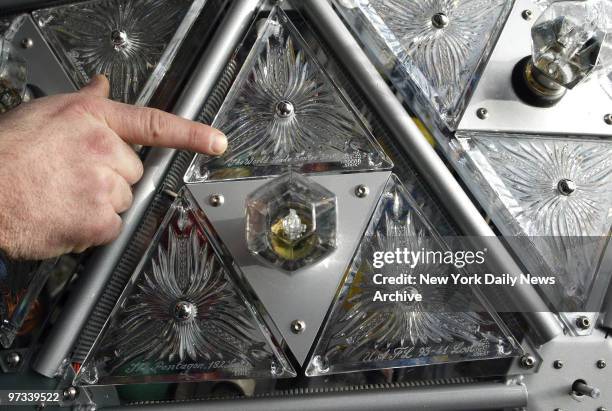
(187, 171, 391, 364)
(458, 0, 612, 137)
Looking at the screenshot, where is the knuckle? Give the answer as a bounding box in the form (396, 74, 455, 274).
(83, 129, 114, 156)
(62, 95, 99, 116)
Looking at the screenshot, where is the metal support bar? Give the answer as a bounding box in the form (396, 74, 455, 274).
(32, 0, 261, 378)
(602, 279, 612, 330)
(297, 0, 562, 344)
(105, 382, 528, 411)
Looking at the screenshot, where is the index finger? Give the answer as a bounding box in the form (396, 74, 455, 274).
(96, 99, 228, 155)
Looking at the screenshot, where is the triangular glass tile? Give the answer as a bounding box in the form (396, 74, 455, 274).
(75, 189, 295, 385)
(305, 174, 521, 376)
(33, 0, 207, 104)
(456, 132, 612, 311)
(331, 0, 513, 130)
(185, 7, 393, 183)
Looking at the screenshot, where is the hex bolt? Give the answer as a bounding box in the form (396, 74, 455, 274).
(62, 386, 78, 401)
(553, 360, 564, 369)
(521, 9, 533, 20)
(476, 108, 489, 120)
(21, 37, 34, 49)
(290, 319, 305, 334)
(5, 352, 21, 367)
(572, 380, 600, 399)
(597, 359, 606, 369)
(209, 193, 224, 207)
(605, 114, 612, 125)
(575, 315, 591, 330)
(519, 354, 535, 369)
(355, 185, 369, 198)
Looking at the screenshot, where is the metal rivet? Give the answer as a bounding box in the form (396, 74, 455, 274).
(355, 185, 369, 198)
(597, 359, 606, 369)
(173, 301, 197, 322)
(5, 352, 21, 367)
(290, 319, 305, 334)
(110, 30, 128, 48)
(519, 354, 535, 369)
(275, 100, 295, 118)
(521, 9, 533, 20)
(209, 193, 224, 207)
(576, 315, 591, 330)
(20, 38, 34, 49)
(604, 114, 612, 125)
(557, 179, 576, 196)
(431, 12, 449, 29)
(62, 386, 78, 401)
(477, 108, 489, 119)
(553, 360, 564, 369)
(598, 407, 607, 411)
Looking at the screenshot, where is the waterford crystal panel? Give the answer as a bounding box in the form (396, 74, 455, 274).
(455, 132, 612, 311)
(185, 7, 392, 183)
(306, 174, 521, 376)
(76, 189, 295, 385)
(33, 0, 207, 104)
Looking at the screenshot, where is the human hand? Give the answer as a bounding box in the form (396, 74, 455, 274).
(0, 75, 226, 260)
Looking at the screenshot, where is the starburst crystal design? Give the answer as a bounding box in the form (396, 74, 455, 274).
(77, 190, 295, 385)
(33, 0, 202, 104)
(458, 132, 612, 310)
(306, 175, 520, 376)
(185, 8, 392, 182)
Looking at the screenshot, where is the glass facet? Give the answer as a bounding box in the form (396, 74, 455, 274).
(33, 0, 206, 104)
(332, 0, 513, 130)
(76, 190, 295, 385)
(246, 171, 337, 271)
(306, 174, 522, 376)
(531, 0, 612, 89)
(184, 8, 392, 183)
(456, 132, 612, 311)
(0, 38, 27, 113)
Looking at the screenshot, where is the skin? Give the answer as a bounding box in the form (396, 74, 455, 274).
(0, 75, 227, 260)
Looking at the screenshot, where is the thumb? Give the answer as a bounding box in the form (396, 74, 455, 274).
(80, 74, 110, 98)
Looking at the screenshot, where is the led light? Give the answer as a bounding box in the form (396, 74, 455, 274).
(184, 8, 392, 183)
(76, 190, 296, 385)
(33, 0, 207, 104)
(246, 171, 337, 271)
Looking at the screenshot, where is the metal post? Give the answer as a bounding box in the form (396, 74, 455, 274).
(32, 0, 262, 378)
(104, 382, 528, 411)
(297, 0, 562, 344)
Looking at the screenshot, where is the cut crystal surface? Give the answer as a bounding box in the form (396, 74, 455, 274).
(33, 0, 206, 104)
(246, 172, 337, 271)
(456, 132, 612, 310)
(0, 38, 27, 113)
(332, 0, 513, 130)
(531, 0, 612, 89)
(185, 8, 392, 183)
(306, 174, 521, 376)
(76, 189, 295, 385)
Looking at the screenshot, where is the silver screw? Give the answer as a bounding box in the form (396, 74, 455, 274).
(209, 193, 224, 207)
(275, 100, 295, 118)
(21, 38, 34, 49)
(553, 360, 564, 369)
(521, 9, 533, 20)
(597, 359, 606, 369)
(5, 352, 21, 367)
(519, 354, 535, 369)
(62, 386, 78, 401)
(576, 315, 591, 330)
(557, 179, 576, 196)
(431, 12, 450, 29)
(604, 114, 612, 125)
(290, 319, 305, 334)
(355, 185, 369, 198)
(477, 108, 489, 120)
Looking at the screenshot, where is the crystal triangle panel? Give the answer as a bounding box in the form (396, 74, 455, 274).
(305, 174, 521, 376)
(456, 132, 612, 311)
(185, 7, 392, 183)
(331, 0, 513, 130)
(76, 189, 295, 385)
(33, 0, 206, 104)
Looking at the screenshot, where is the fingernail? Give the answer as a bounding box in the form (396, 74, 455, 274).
(211, 133, 228, 155)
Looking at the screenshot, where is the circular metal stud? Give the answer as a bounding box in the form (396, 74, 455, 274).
(21, 38, 34, 49)
(275, 100, 295, 118)
(110, 30, 128, 48)
(521, 9, 533, 20)
(209, 193, 225, 207)
(519, 354, 535, 369)
(597, 359, 606, 369)
(5, 352, 21, 367)
(431, 12, 450, 29)
(63, 386, 78, 401)
(173, 301, 197, 322)
(557, 179, 576, 196)
(355, 184, 369, 198)
(476, 107, 489, 120)
(290, 319, 306, 334)
(576, 315, 591, 330)
(605, 114, 612, 125)
(553, 359, 564, 369)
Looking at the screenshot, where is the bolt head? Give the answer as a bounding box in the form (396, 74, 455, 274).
(557, 179, 576, 196)
(209, 193, 224, 207)
(521, 9, 533, 20)
(597, 359, 606, 369)
(576, 315, 591, 330)
(275, 100, 295, 118)
(355, 185, 369, 198)
(5, 352, 21, 367)
(290, 319, 305, 334)
(62, 386, 78, 401)
(477, 108, 489, 119)
(520, 354, 535, 369)
(553, 360, 564, 369)
(431, 12, 450, 29)
(20, 38, 34, 49)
